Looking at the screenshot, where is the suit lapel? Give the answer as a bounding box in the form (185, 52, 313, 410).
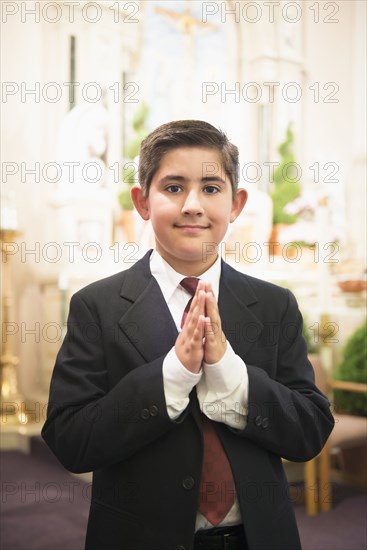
(219, 261, 264, 359)
(117, 253, 265, 441)
(119, 254, 264, 363)
(118, 251, 178, 363)
(118, 254, 263, 399)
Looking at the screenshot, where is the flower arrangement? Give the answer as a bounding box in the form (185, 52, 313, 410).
(283, 192, 318, 221)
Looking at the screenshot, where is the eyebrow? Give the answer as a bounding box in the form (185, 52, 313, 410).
(159, 175, 227, 185)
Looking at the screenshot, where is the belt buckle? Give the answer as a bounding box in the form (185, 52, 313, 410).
(223, 532, 232, 550)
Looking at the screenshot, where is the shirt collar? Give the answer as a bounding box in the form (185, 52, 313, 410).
(150, 249, 221, 303)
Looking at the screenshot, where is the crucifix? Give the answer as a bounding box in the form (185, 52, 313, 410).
(155, 0, 217, 33)
(155, 0, 218, 111)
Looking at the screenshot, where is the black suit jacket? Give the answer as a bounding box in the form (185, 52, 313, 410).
(42, 251, 334, 550)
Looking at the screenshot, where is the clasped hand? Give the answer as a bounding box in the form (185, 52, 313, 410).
(175, 280, 227, 374)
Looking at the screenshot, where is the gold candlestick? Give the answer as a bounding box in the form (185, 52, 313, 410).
(1, 229, 27, 424)
(319, 313, 333, 374)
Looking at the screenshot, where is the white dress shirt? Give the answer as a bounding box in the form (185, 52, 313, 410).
(150, 250, 249, 530)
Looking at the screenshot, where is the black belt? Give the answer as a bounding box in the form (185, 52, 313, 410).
(194, 525, 247, 550)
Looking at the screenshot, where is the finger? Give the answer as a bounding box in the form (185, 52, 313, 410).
(204, 281, 213, 294)
(188, 289, 206, 321)
(183, 290, 205, 335)
(187, 283, 203, 312)
(203, 315, 227, 364)
(196, 279, 206, 294)
(193, 314, 206, 342)
(204, 316, 218, 341)
(191, 280, 206, 303)
(204, 294, 224, 347)
(178, 314, 205, 358)
(205, 291, 220, 324)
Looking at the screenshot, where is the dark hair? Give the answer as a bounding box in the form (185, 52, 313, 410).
(138, 120, 239, 196)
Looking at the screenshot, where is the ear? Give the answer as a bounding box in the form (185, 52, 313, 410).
(130, 185, 150, 221)
(230, 188, 248, 223)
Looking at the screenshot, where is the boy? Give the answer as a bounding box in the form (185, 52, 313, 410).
(42, 120, 334, 550)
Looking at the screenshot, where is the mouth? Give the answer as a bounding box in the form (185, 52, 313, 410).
(174, 224, 209, 233)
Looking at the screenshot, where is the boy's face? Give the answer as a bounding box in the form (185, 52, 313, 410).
(132, 146, 247, 275)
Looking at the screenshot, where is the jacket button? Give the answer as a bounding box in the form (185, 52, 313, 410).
(255, 415, 262, 427)
(149, 405, 158, 417)
(140, 408, 150, 420)
(182, 476, 195, 490)
(262, 417, 269, 428)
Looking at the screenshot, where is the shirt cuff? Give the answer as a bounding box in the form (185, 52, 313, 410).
(202, 341, 246, 394)
(198, 341, 248, 430)
(162, 347, 202, 420)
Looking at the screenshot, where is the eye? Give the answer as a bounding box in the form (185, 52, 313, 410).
(165, 185, 182, 193)
(203, 185, 220, 194)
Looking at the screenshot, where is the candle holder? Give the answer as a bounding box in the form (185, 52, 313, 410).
(319, 312, 333, 373)
(0, 229, 27, 424)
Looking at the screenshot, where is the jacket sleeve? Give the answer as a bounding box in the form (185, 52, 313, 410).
(242, 290, 334, 462)
(42, 293, 178, 473)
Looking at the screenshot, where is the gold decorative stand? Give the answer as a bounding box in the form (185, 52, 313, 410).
(1, 229, 26, 425)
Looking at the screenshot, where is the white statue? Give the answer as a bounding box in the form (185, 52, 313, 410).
(58, 97, 109, 190)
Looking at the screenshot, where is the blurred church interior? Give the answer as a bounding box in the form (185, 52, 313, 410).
(1, 1, 366, 548)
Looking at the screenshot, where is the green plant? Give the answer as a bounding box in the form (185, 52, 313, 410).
(118, 102, 149, 210)
(124, 102, 149, 160)
(333, 320, 367, 416)
(270, 124, 301, 224)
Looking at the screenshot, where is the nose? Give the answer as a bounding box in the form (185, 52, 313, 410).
(181, 189, 204, 216)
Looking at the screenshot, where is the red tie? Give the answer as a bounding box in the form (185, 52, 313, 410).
(180, 277, 200, 328)
(179, 278, 236, 525)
